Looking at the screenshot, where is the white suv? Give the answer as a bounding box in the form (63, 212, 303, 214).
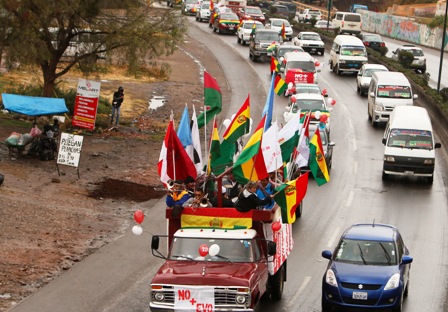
(391, 44, 426, 73)
(292, 31, 325, 55)
(196, 1, 211, 22)
(297, 9, 322, 23)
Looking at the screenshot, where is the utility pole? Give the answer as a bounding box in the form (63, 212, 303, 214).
(326, 0, 333, 32)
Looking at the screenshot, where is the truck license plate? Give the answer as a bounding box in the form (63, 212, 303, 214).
(352, 292, 368, 300)
(229, 27, 234, 30)
(404, 171, 414, 175)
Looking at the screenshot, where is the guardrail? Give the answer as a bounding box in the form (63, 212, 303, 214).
(292, 1, 337, 18)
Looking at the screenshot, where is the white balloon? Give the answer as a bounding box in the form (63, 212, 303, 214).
(223, 119, 231, 130)
(288, 82, 293, 89)
(209, 244, 220, 256)
(314, 111, 322, 119)
(132, 225, 143, 236)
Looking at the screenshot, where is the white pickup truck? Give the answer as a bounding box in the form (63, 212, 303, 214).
(297, 9, 322, 23)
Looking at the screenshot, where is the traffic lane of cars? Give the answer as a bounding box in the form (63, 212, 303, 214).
(187, 16, 448, 312)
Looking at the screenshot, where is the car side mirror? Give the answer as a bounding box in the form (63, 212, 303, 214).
(335, 50, 340, 54)
(358, 72, 362, 76)
(369, 92, 375, 98)
(382, 138, 386, 145)
(267, 241, 277, 256)
(151, 235, 160, 250)
(317, 68, 321, 73)
(322, 250, 332, 260)
(435, 142, 442, 149)
(401, 255, 413, 265)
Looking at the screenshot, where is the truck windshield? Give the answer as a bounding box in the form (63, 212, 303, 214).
(286, 61, 315, 72)
(292, 99, 326, 112)
(169, 237, 256, 262)
(377, 85, 411, 98)
(387, 129, 433, 150)
(341, 46, 366, 56)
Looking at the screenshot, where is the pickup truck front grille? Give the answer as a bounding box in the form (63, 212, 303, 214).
(150, 284, 251, 307)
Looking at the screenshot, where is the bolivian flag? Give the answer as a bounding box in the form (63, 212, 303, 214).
(181, 208, 252, 229)
(232, 116, 268, 184)
(274, 75, 287, 95)
(309, 128, 330, 186)
(274, 172, 309, 224)
(270, 56, 280, 74)
(266, 42, 276, 52)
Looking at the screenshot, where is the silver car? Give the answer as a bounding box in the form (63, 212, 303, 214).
(356, 64, 388, 96)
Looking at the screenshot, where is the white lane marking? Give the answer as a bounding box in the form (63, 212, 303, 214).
(286, 276, 312, 308)
(327, 227, 340, 249)
(354, 161, 358, 176)
(345, 190, 354, 208)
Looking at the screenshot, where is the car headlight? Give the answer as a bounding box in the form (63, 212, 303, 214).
(236, 294, 246, 304)
(154, 292, 164, 301)
(384, 273, 400, 290)
(255, 43, 261, 49)
(374, 104, 384, 111)
(384, 155, 395, 162)
(424, 158, 434, 165)
(325, 269, 338, 287)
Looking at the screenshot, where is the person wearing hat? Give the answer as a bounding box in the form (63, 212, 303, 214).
(111, 86, 125, 126)
(183, 188, 212, 208)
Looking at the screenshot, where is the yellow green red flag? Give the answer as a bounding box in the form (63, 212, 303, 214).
(181, 208, 253, 229)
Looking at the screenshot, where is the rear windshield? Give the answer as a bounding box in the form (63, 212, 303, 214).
(387, 129, 433, 150)
(272, 20, 291, 27)
(302, 33, 321, 41)
(363, 34, 382, 42)
(292, 99, 325, 111)
(221, 13, 239, 20)
(257, 32, 280, 41)
(246, 7, 262, 14)
(243, 22, 264, 29)
(309, 10, 321, 15)
(201, 3, 210, 9)
(279, 47, 303, 57)
(344, 14, 361, 22)
(377, 85, 411, 98)
(406, 48, 424, 56)
(341, 45, 366, 56)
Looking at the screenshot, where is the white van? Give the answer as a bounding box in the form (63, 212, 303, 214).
(367, 71, 418, 126)
(332, 12, 362, 35)
(329, 35, 367, 75)
(382, 106, 441, 184)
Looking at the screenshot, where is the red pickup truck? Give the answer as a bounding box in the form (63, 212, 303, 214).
(149, 205, 293, 311)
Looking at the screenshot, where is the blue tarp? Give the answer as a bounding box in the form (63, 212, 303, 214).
(2, 93, 69, 116)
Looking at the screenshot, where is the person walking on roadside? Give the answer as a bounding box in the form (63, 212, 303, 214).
(111, 86, 124, 126)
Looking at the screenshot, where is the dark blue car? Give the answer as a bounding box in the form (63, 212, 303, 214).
(321, 223, 413, 312)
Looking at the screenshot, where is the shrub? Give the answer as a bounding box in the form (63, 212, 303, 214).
(440, 88, 448, 102)
(428, 15, 445, 28)
(379, 46, 388, 57)
(398, 50, 414, 68)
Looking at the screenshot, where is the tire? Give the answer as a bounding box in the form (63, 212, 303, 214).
(268, 262, 285, 300)
(296, 202, 303, 218)
(404, 276, 410, 297)
(237, 36, 241, 44)
(199, 17, 202, 22)
(242, 40, 246, 46)
(322, 296, 332, 312)
(393, 293, 403, 312)
(357, 84, 360, 94)
(426, 175, 433, 185)
(336, 65, 341, 76)
(371, 114, 377, 127)
(329, 61, 333, 71)
(212, 26, 216, 33)
(382, 171, 388, 181)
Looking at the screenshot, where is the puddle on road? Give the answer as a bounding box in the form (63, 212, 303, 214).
(148, 96, 166, 110)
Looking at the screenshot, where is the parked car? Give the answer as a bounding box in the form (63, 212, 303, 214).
(237, 6, 266, 24)
(196, 1, 211, 22)
(181, 0, 197, 15)
(356, 64, 388, 96)
(314, 20, 335, 30)
(265, 18, 293, 41)
(212, 12, 240, 34)
(391, 44, 426, 73)
(297, 9, 322, 23)
(292, 31, 325, 55)
(270, 4, 291, 19)
(237, 20, 265, 46)
(277, 0, 297, 20)
(322, 223, 413, 312)
(358, 33, 386, 52)
(249, 29, 283, 62)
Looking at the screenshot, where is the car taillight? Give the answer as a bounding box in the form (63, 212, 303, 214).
(364, 41, 369, 46)
(381, 42, 385, 47)
(342, 21, 344, 27)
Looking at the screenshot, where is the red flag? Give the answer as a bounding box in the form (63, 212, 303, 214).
(158, 120, 197, 184)
(281, 23, 286, 40)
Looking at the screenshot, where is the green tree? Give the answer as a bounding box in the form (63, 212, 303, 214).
(0, 0, 188, 97)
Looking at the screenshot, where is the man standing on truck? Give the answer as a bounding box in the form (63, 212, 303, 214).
(166, 180, 191, 216)
(236, 181, 273, 212)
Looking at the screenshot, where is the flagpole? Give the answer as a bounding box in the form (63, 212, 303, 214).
(170, 111, 177, 181)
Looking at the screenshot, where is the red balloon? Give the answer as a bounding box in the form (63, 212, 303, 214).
(290, 97, 297, 103)
(320, 114, 328, 123)
(331, 99, 336, 105)
(199, 244, 209, 257)
(134, 210, 144, 224)
(290, 87, 296, 94)
(315, 61, 320, 67)
(272, 221, 281, 232)
(322, 89, 328, 96)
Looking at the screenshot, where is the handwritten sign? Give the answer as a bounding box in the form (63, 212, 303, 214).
(174, 286, 214, 311)
(57, 133, 84, 167)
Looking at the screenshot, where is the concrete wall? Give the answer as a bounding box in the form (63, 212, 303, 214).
(360, 10, 448, 52)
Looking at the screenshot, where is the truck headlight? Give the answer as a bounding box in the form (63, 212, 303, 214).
(325, 269, 338, 287)
(154, 292, 164, 301)
(339, 60, 346, 63)
(236, 295, 247, 304)
(384, 155, 395, 162)
(424, 159, 434, 165)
